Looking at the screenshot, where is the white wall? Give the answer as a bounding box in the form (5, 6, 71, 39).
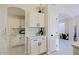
(48, 5, 59, 54)
(58, 23, 65, 34)
(0, 7, 8, 54)
(73, 16, 79, 41)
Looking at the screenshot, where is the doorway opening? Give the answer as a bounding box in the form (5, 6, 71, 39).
(7, 7, 26, 55)
(57, 17, 73, 55)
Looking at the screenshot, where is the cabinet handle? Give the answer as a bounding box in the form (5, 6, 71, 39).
(38, 42, 41, 46)
(34, 40, 37, 41)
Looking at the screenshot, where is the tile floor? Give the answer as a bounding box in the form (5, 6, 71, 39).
(50, 39, 73, 55)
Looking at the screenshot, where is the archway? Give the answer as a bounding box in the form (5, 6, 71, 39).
(58, 13, 73, 55)
(7, 7, 26, 55)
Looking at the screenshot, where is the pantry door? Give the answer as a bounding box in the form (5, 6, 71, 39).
(48, 16, 59, 54)
(48, 5, 59, 54)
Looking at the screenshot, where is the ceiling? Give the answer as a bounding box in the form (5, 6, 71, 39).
(58, 4, 79, 16)
(7, 4, 79, 20)
(56, 4, 79, 22)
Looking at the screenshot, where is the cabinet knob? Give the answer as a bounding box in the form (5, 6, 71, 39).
(51, 34, 53, 36)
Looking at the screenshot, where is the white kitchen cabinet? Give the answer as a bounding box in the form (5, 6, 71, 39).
(29, 12, 37, 27)
(28, 36, 46, 55)
(39, 37, 46, 54)
(30, 38, 39, 55)
(28, 12, 44, 27)
(38, 13, 44, 27)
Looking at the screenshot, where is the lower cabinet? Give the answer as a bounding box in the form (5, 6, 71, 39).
(39, 37, 46, 54)
(28, 37, 46, 55)
(73, 46, 79, 55)
(31, 38, 39, 55)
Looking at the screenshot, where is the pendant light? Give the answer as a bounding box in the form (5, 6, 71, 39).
(36, 4, 45, 13)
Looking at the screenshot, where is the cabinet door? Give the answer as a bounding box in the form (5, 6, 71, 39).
(38, 13, 44, 27)
(8, 16, 20, 28)
(39, 37, 46, 54)
(29, 12, 38, 27)
(31, 38, 39, 55)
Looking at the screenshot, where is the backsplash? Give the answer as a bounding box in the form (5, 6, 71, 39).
(27, 28, 39, 37)
(27, 27, 46, 37)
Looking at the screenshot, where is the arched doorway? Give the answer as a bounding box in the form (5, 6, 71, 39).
(7, 7, 26, 55)
(57, 13, 73, 55)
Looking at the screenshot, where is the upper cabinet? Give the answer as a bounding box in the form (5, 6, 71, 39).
(28, 11, 44, 27)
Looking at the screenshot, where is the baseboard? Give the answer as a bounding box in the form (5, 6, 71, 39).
(39, 52, 47, 55)
(47, 50, 57, 55)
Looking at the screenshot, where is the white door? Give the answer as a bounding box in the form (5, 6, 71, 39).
(48, 18, 59, 53)
(48, 5, 59, 54)
(49, 18, 59, 54)
(48, 30, 59, 54)
(30, 38, 39, 55)
(39, 37, 46, 54)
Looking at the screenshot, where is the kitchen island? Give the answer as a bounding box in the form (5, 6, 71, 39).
(72, 41, 79, 55)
